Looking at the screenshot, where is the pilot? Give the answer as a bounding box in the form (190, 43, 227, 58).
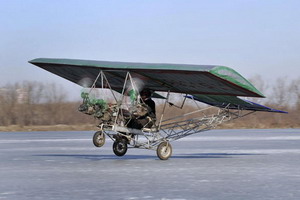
(127, 88, 156, 129)
(140, 88, 156, 119)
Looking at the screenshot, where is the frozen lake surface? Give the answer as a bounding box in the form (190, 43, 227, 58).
(1, 129, 300, 200)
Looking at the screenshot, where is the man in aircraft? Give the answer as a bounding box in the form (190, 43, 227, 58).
(127, 88, 156, 129)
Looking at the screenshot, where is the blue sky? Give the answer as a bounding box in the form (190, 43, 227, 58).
(0, 0, 299, 99)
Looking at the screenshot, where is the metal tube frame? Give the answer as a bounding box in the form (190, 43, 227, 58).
(94, 71, 257, 150)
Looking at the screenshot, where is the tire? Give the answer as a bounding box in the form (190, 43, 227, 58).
(93, 131, 105, 147)
(157, 142, 172, 160)
(113, 138, 128, 157)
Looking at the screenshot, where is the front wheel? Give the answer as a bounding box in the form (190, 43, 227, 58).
(93, 131, 105, 147)
(113, 138, 128, 157)
(157, 142, 172, 160)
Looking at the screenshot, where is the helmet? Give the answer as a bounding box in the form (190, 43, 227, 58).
(140, 88, 152, 98)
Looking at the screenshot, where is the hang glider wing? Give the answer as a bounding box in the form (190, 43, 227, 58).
(187, 94, 287, 113)
(29, 58, 264, 97)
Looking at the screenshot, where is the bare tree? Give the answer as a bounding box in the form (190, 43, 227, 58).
(43, 83, 67, 103)
(42, 83, 68, 125)
(290, 78, 300, 109)
(0, 84, 19, 125)
(248, 75, 269, 104)
(270, 77, 291, 108)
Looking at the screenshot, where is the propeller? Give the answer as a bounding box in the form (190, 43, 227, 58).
(78, 77, 93, 88)
(130, 77, 145, 93)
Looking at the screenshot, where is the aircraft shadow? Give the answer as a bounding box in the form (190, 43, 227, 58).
(34, 152, 263, 161)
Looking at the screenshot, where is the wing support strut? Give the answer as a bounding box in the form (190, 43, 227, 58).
(158, 105, 255, 142)
(102, 103, 256, 150)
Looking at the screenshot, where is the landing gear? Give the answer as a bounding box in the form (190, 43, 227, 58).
(157, 142, 172, 160)
(113, 138, 128, 157)
(93, 131, 105, 147)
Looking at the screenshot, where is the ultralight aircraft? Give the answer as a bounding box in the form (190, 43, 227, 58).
(29, 58, 287, 160)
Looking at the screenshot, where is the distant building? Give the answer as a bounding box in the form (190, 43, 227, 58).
(16, 88, 28, 104)
(0, 87, 28, 104)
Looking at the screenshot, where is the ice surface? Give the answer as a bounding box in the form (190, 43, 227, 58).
(0, 129, 300, 200)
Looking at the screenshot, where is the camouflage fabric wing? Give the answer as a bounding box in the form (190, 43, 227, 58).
(29, 58, 264, 97)
(29, 58, 286, 113)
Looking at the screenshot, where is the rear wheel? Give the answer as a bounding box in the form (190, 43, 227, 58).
(113, 138, 128, 156)
(93, 131, 105, 147)
(157, 142, 172, 160)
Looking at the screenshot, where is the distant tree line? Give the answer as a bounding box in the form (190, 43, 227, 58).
(248, 75, 300, 109)
(0, 76, 299, 128)
(0, 81, 91, 126)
